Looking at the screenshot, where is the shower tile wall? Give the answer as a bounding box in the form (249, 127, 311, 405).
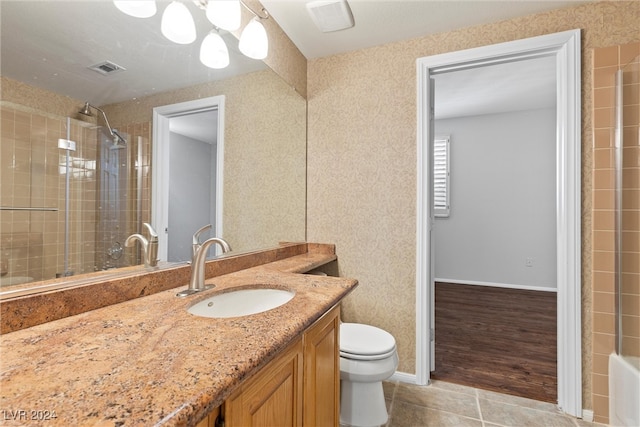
(1, 103, 98, 282)
(592, 41, 640, 425)
(117, 122, 151, 267)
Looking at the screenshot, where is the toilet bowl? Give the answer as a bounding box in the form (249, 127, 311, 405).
(339, 323, 399, 427)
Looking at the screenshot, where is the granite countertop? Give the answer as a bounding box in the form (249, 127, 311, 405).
(0, 253, 357, 426)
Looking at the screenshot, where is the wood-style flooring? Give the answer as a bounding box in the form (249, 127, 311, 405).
(431, 282, 557, 403)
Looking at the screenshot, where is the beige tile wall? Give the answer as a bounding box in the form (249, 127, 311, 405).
(124, 123, 152, 267)
(592, 41, 640, 424)
(1, 102, 98, 281)
(306, 0, 640, 418)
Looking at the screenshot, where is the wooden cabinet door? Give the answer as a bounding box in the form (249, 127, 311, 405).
(195, 406, 220, 427)
(225, 338, 303, 427)
(303, 305, 340, 427)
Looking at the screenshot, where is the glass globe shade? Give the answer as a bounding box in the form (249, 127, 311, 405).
(113, 0, 157, 18)
(200, 32, 230, 69)
(206, 0, 241, 32)
(161, 1, 196, 44)
(239, 18, 268, 60)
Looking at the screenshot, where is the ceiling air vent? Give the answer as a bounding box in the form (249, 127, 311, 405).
(306, 0, 354, 33)
(88, 61, 126, 76)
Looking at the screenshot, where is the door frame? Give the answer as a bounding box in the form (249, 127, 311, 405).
(415, 29, 581, 416)
(152, 96, 225, 261)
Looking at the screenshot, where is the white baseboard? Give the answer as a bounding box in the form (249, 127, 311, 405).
(389, 371, 418, 385)
(434, 278, 557, 293)
(581, 409, 594, 422)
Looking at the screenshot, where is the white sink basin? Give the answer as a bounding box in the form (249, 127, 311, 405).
(188, 287, 295, 318)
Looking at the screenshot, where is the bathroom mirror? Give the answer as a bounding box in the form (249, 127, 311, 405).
(0, 1, 306, 296)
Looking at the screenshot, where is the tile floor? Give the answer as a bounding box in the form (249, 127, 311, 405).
(382, 380, 605, 427)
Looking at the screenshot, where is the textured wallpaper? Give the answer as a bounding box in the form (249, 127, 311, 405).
(306, 0, 640, 412)
(0, 76, 91, 119)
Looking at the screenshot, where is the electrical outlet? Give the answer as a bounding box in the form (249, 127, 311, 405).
(525, 258, 534, 267)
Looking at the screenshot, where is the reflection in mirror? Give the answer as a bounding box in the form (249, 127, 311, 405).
(153, 97, 224, 263)
(0, 1, 306, 297)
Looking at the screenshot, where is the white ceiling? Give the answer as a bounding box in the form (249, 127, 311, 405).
(170, 109, 218, 144)
(260, 0, 584, 118)
(261, 0, 589, 60)
(433, 55, 557, 119)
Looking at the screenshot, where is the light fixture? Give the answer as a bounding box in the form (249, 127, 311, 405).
(161, 1, 197, 44)
(113, 0, 269, 66)
(200, 31, 230, 69)
(113, 0, 157, 18)
(239, 17, 268, 60)
(206, 0, 241, 31)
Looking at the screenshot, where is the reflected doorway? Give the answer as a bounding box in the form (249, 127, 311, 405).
(152, 96, 225, 263)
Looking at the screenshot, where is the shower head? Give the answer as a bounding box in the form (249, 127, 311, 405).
(109, 142, 126, 150)
(79, 102, 127, 146)
(79, 102, 93, 116)
(111, 130, 127, 148)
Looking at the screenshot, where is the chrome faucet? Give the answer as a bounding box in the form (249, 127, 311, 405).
(125, 223, 159, 268)
(177, 226, 231, 297)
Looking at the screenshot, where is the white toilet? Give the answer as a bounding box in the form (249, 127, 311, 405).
(339, 323, 399, 427)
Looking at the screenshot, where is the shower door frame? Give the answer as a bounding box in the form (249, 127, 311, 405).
(415, 29, 582, 417)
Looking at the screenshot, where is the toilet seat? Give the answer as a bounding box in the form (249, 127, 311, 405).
(340, 323, 397, 361)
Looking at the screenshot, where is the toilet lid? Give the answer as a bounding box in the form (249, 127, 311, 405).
(340, 323, 396, 357)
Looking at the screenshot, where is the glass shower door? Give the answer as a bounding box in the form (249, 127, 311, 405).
(95, 128, 133, 270)
(615, 56, 640, 363)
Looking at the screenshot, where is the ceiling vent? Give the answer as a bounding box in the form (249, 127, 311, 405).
(306, 0, 354, 33)
(88, 61, 126, 76)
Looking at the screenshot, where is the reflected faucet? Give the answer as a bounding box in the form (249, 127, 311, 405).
(125, 223, 159, 268)
(177, 229, 231, 297)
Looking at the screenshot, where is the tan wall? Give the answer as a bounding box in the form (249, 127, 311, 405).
(0, 77, 89, 119)
(592, 41, 640, 424)
(306, 0, 640, 418)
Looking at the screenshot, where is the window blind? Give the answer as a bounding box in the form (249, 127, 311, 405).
(434, 136, 450, 217)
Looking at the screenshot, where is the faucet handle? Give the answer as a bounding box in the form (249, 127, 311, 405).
(193, 224, 212, 245)
(143, 223, 158, 241)
(192, 224, 212, 259)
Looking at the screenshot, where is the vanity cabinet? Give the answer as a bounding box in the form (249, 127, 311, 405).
(226, 338, 304, 426)
(302, 305, 340, 426)
(200, 305, 340, 427)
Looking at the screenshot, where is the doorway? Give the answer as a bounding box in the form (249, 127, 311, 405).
(152, 96, 225, 263)
(429, 56, 558, 401)
(415, 30, 581, 416)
